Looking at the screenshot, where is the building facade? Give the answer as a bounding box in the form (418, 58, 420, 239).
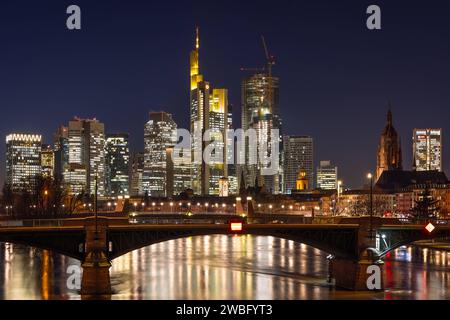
(189, 28, 229, 195)
(6, 133, 42, 192)
(241, 72, 282, 194)
(283, 135, 313, 193)
(105, 133, 130, 198)
(130, 152, 144, 196)
(376, 110, 402, 181)
(413, 128, 442, 172)
(316, 160, 338, 190)
(53, 126, 69, 180)
(41, 144, 55, 178)
(143, 112, 177, 196)
(65, 117, 106, 196)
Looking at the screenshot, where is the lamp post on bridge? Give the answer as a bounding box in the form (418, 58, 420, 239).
(94, 174, 99, 240)
(367, 173, 374, 239)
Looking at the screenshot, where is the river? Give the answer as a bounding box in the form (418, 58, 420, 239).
(0, 235, 448, 300)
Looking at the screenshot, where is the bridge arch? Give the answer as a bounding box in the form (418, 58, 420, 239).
(107, 226, 359, 260)
(0, 229, 85, 261)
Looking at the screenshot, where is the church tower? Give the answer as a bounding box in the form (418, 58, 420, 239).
(376, 109, 403, 181)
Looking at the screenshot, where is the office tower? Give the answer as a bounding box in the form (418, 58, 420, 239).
(41, 144, 55, 178)
(226, 104, 237, 194)
(283, 135, 313, 193)
(189, 28, 228, 195)
(166, 146, 192, 196)
(241, 72, 282, 194)
(53, 126, 69, 180)
(6, 133, 42, 192)
(143, 112, 177, 196)
(316, 160, 338, 190)
(376, 110, 402, 181)
(105, 133, 130, 197)
(66, 117, 106, 196)
(130, 152, 144, 196)
(413, 129, 442, 171)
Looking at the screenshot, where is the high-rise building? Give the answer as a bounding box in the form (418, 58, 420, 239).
(41, 144, 55, 178)
(283, 135, 313, 193)
(66, 117, 106, 196)
(376, 110, 402, 181)
(53, 126, 69, 180)
(130, 152, 144, 196)
(241, 72, 282, 194)
(6, 133, 42, 192)
(189, 28, 228, 195)
(166, 146, 192, 196)
(316, 160, 338, 190)
(105, 133, 130, 197)
(413, 129, 442, 172)
(143, 112, 177, 197)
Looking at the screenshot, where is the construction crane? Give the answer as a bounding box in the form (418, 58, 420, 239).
(261, 35, 276, 78)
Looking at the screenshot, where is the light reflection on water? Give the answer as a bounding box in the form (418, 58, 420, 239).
(0, 235, 449, 300)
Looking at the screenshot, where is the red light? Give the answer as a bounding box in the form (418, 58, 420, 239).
(230, 222, 243, 232)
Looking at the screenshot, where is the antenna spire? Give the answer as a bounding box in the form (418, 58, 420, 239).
(195, 26, 199, 50)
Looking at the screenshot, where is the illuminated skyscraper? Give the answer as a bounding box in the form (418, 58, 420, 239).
(316, 160, 338, 190)
(6, 133, 42, 192)
(106, 133, 130, 197)
(53, 126, 69, 180)
(166, 146, 192, 196)
(241, 73, 282, 193)
(66, 117, 106, 196)
(413, 129, 442, 171)
(283, 135, 313, 193)
(130, 152, 144, 196)
(41, 144, 55, 178)
(143, 112, 177, 196)
(189, 28, 228, 195)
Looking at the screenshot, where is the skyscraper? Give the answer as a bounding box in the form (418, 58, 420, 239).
(65, 117, 106, 196)
(130, 152, 144, 196)
(376, 110, 402, 181)
(166, 146, 192, 196)
(316, 160, 338, 190)
(53, 126, 69, 180)
(241, 72, 282, 194)
(105, 133, 130, 197)
(283, 135, 313, 193)
(143, 112, 177, 197)
(413, 129, 442, 171)
(41, 144, 55, 178)
(189, 28, 228, 195)
(6, 133, 42, 192)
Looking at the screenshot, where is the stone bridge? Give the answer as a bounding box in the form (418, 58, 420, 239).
(0, 217, 448, 297)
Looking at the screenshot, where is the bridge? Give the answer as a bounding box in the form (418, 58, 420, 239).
(0, 216, 449, 297)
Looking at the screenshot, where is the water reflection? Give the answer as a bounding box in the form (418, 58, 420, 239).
(0, 235, 449, 300)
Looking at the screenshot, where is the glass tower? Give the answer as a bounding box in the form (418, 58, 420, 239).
(106, 133, 130, 197)
(6, 133, 42, 192)
(413, 129, 442, 171)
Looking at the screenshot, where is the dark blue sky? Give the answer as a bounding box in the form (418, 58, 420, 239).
(1, 0, 450, 188)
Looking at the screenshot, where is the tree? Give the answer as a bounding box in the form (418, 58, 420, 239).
(412, 188, 439, 222)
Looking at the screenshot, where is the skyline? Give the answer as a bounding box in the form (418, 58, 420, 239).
(1, 0, 450, 188)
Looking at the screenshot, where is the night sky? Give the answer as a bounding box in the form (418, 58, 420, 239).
(1, 0, 450, 188)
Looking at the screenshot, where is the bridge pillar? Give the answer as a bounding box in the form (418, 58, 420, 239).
(331, 217, 384, 291)
(81, 217, 112, 298)
(331, 256, 384, 291)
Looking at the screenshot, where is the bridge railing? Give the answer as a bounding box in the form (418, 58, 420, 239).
(0, 219, 65, 227)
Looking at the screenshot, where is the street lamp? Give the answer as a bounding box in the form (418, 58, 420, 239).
(336, 180, 343, 216)
(367, 173, 374, 238)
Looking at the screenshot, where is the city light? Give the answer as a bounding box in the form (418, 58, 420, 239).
(425, 223, 436, 233)
(230, 222, 243, 232)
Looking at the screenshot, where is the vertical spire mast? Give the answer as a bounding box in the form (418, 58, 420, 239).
(196, 26, 200, 50)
